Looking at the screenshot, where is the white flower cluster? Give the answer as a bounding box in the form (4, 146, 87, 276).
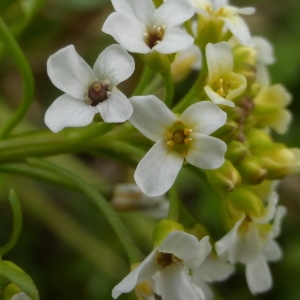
(44, 0, 289, 299)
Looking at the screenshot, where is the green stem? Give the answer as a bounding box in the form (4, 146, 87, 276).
(131, 65, 153, 96)
(172, 85, 196, 113)
(167, 186, 179, 221)
(28, 158, 142, 264)
(0, 18, 35, 138)
(0, 123, 113, 163)
(161, 70, 174, 107)
(0, 190, 22, 256)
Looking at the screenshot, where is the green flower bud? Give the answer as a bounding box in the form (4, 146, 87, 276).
(245, 128, 272, 147)
(142, 51, 172, 74)
(211, 119, 239, 143)
(153, 219, 184, 247)
(185, 224, 209, 241)
(225, 187, 265, 219)
(225, 141, 248, 164)
(237, 156, 267, 184)
(205, 160, 241, 191)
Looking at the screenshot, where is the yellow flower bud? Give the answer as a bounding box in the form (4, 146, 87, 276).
(245, 128, 272, 147)
(205, 160, 241, 191)
(153, 219, 184, 247)
(237, 156, 267, 184)
(252, 143, 300, 178)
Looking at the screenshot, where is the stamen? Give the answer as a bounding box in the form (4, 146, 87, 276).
(184, 138, 192, 145)
(167, 140, 175, 147)
(184, 128, 192, 135)
(86, 80, 110, 106)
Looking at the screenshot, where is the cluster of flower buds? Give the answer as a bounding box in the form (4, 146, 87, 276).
(43, 0, 298, 299)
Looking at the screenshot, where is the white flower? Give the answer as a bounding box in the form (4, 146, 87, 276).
(112, 183, 169, 219)
(205, 42, 247, 107)
(45, 44, 134, 132)
(215, 191, 286, 294)
(112, 231, 212, 300)
(190, 0, 255, 46)
(191, 256, 234, 300)
(102, 0, 194, 54)
(129, 96, 227, 196)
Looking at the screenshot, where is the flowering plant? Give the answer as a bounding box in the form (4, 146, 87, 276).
(0, 0, 299, 299)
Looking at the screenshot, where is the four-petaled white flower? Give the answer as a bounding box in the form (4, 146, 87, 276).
(129, 95, 227, 197)
(112, 231, 212, 300)
(189, 0, 255, 46)
(102, 0, 194, 54)
(215, 191, 286, 294)
(45, 44, 134, 132)
(191, 255, 235, 300)
(205, 42, 247, 107)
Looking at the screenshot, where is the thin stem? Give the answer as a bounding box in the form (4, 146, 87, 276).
(161, 70, 174, 107)
(28, 158, 141, 264)
(0, 190, 22, 256)
(167, 186, 179, 221)
(0, 18, 35, 138)
(131, 65, 154, 96)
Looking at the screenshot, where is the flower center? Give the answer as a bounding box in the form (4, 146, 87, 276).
(85, 80, 111, 106)
(165, 121, 192, 158)
(156, 252, 182, 268)
(213, 78, 237, 98)
(144, 25, 166, 49)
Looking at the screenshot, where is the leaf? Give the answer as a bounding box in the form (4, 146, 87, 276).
(0, 261, 39, 300)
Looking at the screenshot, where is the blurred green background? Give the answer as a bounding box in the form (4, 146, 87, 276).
(1, 0, 300, 299)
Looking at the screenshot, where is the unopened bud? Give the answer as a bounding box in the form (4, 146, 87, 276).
(225, 141, 248, 164)
(153, 219, 184, 247)
(205, 160, 241, 191)
(237, 156, 267, 184)
(225, 187, 265, 219)
(245, 128, 272, 147)
(212, 119, 239, 143)
(253, 144, 300, 178)
(185, 224, 209, 241)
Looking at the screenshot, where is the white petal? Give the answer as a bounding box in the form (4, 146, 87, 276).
(111, 0, 155, 26)
(102, 13, 151, 54)
(215, 216, 244, 259)
(238, 7, 256, 15)
(11, 293, 31, 300)
(213, 0, 228, 9)
(204, 85, 235, 107)
(252, 36, 275, 65)
(270, 206, 286, 238)
(96, 89, 132, 123)
(44, 94, 98, 133)
(255, 65, 270, 87)
(112, 249, 160, 299)
(160, 265, 199, 300)
(201, 257, 235, 282)
(245, 255, 272, 294)
(252, 191, 278, 224)
(185, 236, 212, 269)
(153, 28, 194, 54)
(186, 133, 227, 169)
(222, 15, 252, 46)
(179, 101, 227, 135)
(159, 231, 201, 262)
(93, 44, 135, 87)
(47, 45, 94, 100)
(225, 73, 247, 100)
(134, 139, 184, 197)
(263, 240, 282, 262)
(206, 42, 233, 83)
(129, 95, 177, 142)
(153, 0, 194, 28)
